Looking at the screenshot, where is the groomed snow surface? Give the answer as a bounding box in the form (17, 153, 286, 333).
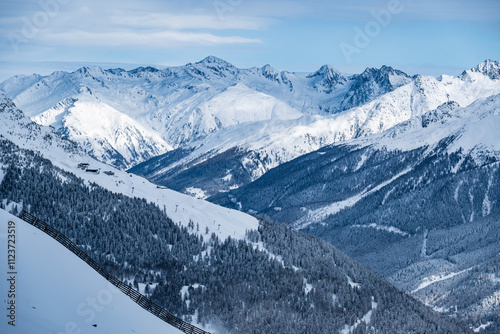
(55, 157, 259, 243)
(0, 209, 184, 334)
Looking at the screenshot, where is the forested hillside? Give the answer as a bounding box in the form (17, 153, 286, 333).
(210, 96, 500, 332)
(0, 137, 468, 333)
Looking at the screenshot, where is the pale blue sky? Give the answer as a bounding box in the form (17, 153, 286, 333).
(0, 0, 499, 81)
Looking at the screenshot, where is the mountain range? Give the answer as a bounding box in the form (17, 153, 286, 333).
(2, 57, 500, 332)
(4, 57, 499, 181)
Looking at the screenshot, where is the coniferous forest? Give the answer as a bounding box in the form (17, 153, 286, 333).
(0, 137, 469, 333)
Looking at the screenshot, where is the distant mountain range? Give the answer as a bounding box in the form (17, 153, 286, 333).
(3, 57, 499, 177)
(129, 59, 500, 197)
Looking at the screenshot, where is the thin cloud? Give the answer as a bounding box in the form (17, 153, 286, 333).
(0, 1, 269, 50)
(40, 30, 263, 47)
(109, 13, 271, 31)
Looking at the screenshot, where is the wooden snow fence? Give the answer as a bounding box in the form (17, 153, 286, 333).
(19, 210, 210, 334)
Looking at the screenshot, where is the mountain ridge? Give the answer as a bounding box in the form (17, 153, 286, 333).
(130, 60, 500, 197)
(2, 58, 499, 183)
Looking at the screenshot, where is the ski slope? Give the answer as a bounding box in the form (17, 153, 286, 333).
(0, 209, 184, 334)
(0, 95, 259, 243)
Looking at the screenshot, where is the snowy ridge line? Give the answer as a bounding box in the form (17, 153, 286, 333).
(18, 210, 210, 334)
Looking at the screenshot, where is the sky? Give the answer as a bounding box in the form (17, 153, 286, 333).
(0, 0, 499, 81)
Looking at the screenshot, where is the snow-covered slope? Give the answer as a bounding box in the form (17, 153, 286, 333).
(0, 209, 183, 334)
(362, 94, 500, 161)
(214, 93, 500, 228)
(464, 59, 500, 80)
(0, 94, 258, 242)
(33, 97, 171, 169)
(0, 94, 80, 155)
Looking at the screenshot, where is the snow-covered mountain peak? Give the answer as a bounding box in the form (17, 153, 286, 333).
(307, 65, 344, 78)
(261, 63, 279, 76)
(464, 59, 500, 80)
(307, 65, 348, 93)
(74, 66, 108, 78)
(193, 56, 239, 78)
(196, 55, 233, 66)
(127, 66, 161, 77)
(340, 65, 412, 111)
(258, 64, 293, 87)
(105, 67, 127, 76)
(420, 101, 461, 128)
(359, 65, 411, 86)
